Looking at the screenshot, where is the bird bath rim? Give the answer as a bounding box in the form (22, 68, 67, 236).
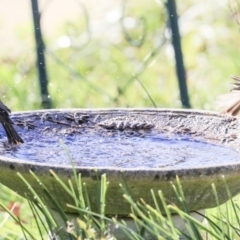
(2, 107, 239, 173)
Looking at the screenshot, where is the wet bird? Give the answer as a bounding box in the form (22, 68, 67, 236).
(0, 100, 24, 144)
(217, 76, 240, 116)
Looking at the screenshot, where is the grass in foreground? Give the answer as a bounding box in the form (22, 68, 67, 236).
(0, 167, 239, 239)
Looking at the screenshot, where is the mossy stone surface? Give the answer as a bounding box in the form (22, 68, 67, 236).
(0, 108, 239, 215)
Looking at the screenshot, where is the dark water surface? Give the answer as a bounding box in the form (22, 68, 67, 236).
(0, 128, 239, 169)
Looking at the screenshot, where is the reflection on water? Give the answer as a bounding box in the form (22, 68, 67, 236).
(0, 128, 239, 169)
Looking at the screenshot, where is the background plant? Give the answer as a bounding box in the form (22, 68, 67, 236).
(1, 0, 240, 110)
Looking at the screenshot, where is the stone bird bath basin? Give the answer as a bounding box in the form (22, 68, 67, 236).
(0, 108, 240, 217)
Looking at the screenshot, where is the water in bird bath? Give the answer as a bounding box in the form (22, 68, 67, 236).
(0, 127, 239, 169)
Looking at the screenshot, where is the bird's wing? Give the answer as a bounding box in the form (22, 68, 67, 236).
(216, 76, 240, 116)
(0, 100, 13, 124)
(0, 99, 11, 114)
(231, 76, 240, 91)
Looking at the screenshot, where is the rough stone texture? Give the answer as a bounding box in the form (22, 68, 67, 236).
(1, 108, 240, 215)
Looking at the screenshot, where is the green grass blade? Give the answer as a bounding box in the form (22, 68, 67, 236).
(168, 205, 222, 240)
(27, 199, 45, 239)
(17, 172, 57, 228)
(158, 190, 179, 238)
(0, 202, 36, 239)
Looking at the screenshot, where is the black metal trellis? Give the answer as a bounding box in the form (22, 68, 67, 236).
(30, 0, 190, 108)
(30, 0, 52, 109)
(165, 0, 191, 108)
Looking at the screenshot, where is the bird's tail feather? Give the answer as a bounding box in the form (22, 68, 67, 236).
(2, 122, 24, 144)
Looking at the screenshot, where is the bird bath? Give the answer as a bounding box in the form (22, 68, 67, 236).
(0, 108, 240, 238)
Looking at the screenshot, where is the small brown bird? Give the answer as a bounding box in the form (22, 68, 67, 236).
(217, 76, 240, 117)
(0, 100, 23, 144)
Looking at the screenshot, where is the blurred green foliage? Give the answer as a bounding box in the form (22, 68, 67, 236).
(1, 0, 240, 111)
